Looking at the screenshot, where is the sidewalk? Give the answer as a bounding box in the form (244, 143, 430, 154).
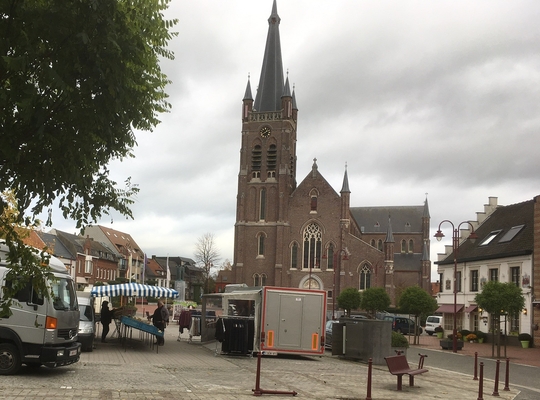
(411, 334, 540, 368)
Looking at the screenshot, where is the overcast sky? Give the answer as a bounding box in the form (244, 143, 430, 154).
(44, 1, 540, 280)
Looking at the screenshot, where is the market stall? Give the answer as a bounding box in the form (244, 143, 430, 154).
(90, 283, 179, 350)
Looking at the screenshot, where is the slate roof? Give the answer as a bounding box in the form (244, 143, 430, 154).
(350, 205, 425, 234)
(437, 199, 533, 265)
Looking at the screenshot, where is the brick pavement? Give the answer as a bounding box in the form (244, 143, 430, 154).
(0, 321, 534, 399)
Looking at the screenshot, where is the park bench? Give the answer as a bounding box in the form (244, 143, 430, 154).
(384, 353, 428, 391)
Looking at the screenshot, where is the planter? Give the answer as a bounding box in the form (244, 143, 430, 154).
(436, 332, 444, 339)
(440, 339, 464, 350)
(521, 340, 530, 349)
(478, 338, 484, 344)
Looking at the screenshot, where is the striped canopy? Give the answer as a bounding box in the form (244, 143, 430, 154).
(90, 283, 179, 298)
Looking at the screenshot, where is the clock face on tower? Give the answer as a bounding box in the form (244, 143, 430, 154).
(259, 126, 271, 138)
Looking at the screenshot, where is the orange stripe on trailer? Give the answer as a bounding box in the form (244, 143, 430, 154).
(311, 333, 319, 350)
(267, 330, 274, 347)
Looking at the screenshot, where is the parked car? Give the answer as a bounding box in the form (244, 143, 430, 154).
(77, 292, 96, 352)
(325, 320, 338, 349)
(382, 315, 422, 335)
(425, 315, 443, 336)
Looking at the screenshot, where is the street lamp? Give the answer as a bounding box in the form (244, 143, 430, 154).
(434, 220, 478, 353)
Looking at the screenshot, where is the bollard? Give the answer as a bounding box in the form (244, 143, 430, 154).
(503, 358, 510, 391)
(366, 358, 372, 400)
(492, 359, 500, 396)
(473, 351, 478, 380)
(477, 362, 484, 400)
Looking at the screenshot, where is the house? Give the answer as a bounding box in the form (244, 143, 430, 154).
(82, 225, 145, 283)
(435, 196, 538, 346)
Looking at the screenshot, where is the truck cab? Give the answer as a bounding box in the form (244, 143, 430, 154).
(0, 244, 81, 374)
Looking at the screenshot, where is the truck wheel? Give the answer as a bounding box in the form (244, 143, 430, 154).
(0, 343, 22, 375)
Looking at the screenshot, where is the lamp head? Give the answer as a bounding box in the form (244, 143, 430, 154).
(434, 230, 445, 242)
(467, 231, 478, 244)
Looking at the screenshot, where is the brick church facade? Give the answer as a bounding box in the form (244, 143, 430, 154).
(231, 1, 431, 308)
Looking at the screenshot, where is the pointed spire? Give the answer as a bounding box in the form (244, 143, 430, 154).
(340, 163, 350, 193)
(423, 194, 430, 218)
(243, 74, 253, 101)
(254, 0, 284, 112)
(282, 74, 291, 97)
(311, 157, 318, 178)
(292, 87, 298, 110)
(385, 215, 395, 243)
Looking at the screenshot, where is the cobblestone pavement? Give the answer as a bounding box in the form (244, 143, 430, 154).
(0, 324, 537, 399)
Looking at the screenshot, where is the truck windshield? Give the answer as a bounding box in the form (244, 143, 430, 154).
(51, 278, 77, 311)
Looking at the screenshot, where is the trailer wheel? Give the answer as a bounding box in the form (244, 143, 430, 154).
(0, 343, 22, 375)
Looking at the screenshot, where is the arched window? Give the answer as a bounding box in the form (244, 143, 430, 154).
(259, 188, 266, 220)
(360, 264, 371, 290)
(310, 196, 317, 212)
(303, 223, 322, 269)
(327, 244, 334, 270)
(267, 144, 277, 174)
(408, 239, 414, 253)
(258, 234, 265, 256)
(291, 243, 298, 269)
(252, 145, 261, 178)
(260, 273, 267, 286)
(401, 239, 407, 253)
(377, 239, 383, 251)
(253, 274, 260, 286)
(370, 239, 376, 247)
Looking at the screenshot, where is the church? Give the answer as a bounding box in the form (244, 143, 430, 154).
(231, 1, 431, 309)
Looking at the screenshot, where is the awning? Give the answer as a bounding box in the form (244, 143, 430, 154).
(90, 283, 179, 298)
(465, 305, 478, 313)
(436, 304, 464, 313)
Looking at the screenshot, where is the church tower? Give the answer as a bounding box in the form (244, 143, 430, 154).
(233, 1, 297, 286)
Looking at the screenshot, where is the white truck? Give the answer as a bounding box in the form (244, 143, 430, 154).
(0, 243, 81, 374)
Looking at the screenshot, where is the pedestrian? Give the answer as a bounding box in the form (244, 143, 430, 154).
(152, 300, 170, 345)
(100, 301, 115, 343)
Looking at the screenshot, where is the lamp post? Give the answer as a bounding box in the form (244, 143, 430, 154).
(323, 248, 349, 320)
(434, 220, 478, 353)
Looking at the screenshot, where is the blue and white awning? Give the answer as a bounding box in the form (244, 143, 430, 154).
(90, 283, 179, 298)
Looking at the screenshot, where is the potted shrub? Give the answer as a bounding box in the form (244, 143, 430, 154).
(475, 330, 486, 344)
(465, 333, 477, 343)
(434, 325, 444, 339)
(391, 331, 409, 355)
(518, 333, 532, 348)
(440, 332, 464, 350)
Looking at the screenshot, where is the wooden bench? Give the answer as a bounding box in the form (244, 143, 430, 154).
(384, 353, 428, 391)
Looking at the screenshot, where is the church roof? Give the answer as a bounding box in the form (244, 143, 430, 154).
(254, 0, 285, 112)
(350, 206, 425, 234)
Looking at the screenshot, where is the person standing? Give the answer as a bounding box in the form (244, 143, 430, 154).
(152, 300, 169, 345)
(100, 301, 114, 343)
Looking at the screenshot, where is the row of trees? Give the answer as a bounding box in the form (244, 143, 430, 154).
(337, 281, 525, 349)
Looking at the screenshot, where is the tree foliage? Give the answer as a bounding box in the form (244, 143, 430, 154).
(337, 287, 361, 316)
(360, 287, 391, 318)
(194, 233, 221, 294)
(0, 0, 177, 307)
(474, 281, 525, 317)
(398, 285, 437, 317)
(398, 285, 437, 343)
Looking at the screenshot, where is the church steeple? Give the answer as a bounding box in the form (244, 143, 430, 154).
(254, 0, 284, 112)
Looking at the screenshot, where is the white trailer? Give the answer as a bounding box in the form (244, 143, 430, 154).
(212, 286, 326, 356)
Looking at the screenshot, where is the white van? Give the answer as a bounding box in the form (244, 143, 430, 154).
(77, 292, 95, 352)
(0, 243, 81, 374)
(425, 315, 443, 335)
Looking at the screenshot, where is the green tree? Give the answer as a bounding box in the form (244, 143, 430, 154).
(337, 287, 361, 316)
(398, 285, 438, 344)
(0, 0, 177, 307)
(475, 281, 525, 357)
(360, 287, 391, 318)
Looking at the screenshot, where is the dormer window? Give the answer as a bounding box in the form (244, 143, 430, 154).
(499, 225, 524, 243)
(480, 230, 502, 246)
